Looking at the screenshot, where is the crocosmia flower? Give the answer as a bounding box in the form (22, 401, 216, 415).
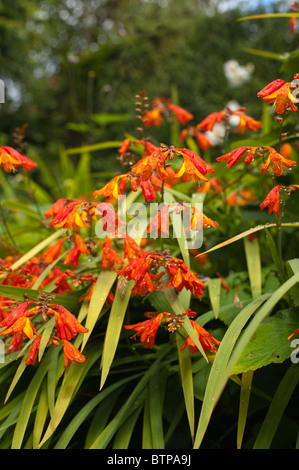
(216, 146, 257, 167)
(0, 146, 37, 173)
(124, 312, 164, 348)
(180, 319, 221, 354)
(259, 186, 284, 215)
(62, 340, 86, 368)
(257, 76, 299, 114)
(260, 146, 296, 176)
(197, 110, 226, 132)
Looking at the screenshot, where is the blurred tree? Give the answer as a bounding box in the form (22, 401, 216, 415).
(0, 0, 296, 173)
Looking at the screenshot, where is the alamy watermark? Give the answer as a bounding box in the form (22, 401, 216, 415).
(0, 340, 4, 364)
(0, 80, 5, 104)
(290, 339, 299, 364)
(95, 196, 204, 249)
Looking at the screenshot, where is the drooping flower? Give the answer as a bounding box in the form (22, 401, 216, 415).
(130, 148, 169, 181)
(25, 335, 42, 365)
(0, 146, 37, 173)
(165, 257, 205, 297)
(180, 128, 215, 151)
(140, 178, 157, 202)
(232, 110, 262, 134)
(180, 319, 221, 354)
(142, 107, 164, 127)
(40, 237, 69, 265)
(124, 312, 164, 348)
(257, 77, 298, 114)
(260, 146, 296, 176)
(259, 185, 285, 215)
(62, 340, 86, 368)
(0, 301, 37, 329)
(216, 146, 257, 168)
(44, 199, 95, 231)
(100, 236, 123, 270)
(123, 234, 144, 261)
(53, 304, 88, 341)
(226, 188, 255, 207)
(168, 103, 194, 125)
(63, 233, 89, 268)
(175, 147, 215, 182)
(196, 110, 226, 132)
(92, 174, 128, 200)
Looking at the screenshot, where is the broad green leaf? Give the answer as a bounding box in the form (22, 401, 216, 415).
(231, 308, 299, 374)
(142, 390, 153, 449)
(253, 364, 299, 449)
(244, 236, 262, 298)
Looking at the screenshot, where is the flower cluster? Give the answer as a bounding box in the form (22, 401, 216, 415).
(124, 309, 220, 353)
(0, 297, 88, 367)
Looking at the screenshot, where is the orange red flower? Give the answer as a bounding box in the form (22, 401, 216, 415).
(62, 340, 86, 368)
(260, 146, 296, 176)
(259, 185, 284, 215)
(124, 312, 164, 348)
(0, 146, 37, 173)
(257, 76, 299, 114)
(180, 319, 221, 354)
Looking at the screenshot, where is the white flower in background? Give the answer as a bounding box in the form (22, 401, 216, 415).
(205, 122, 226, 145)
(223, 60, 255, 87)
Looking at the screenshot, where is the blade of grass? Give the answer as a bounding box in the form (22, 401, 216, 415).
(38, 343, 102, 448)
(81, 269, 117, 351)
(207, 278, 222, 319)
(100, 278, 134, 390)
(149, 364, 165, 449)
(253, 363, 299, 449)
(244, 236, 262, 298)
(9, 229, 64, 270)
(11, 353, 51, 449)
(176, 331, 194, 442)
(237, 370, 254, 449)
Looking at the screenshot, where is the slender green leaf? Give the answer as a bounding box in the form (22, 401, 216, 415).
(253, 364, 299, 449)
(244, 236, 262, 298)
(237, 370, 254, 449)
(11, 354, 50, 449)
(193, 293, 270, 449)
(100, 279, 134, 390)
(149, 365, 165, 449)
(176, 332, 194, 440)
(207, 278, 222, 319)
(81, 270, 117, 351)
